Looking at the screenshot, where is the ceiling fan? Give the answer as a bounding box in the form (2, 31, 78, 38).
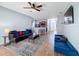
(23, 2, 43, 12)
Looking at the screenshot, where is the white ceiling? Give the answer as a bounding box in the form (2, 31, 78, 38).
(0, 2, 70, 20)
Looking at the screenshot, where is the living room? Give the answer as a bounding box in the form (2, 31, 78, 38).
(0, 2, 79, 56)
(0, 2, 56, 56)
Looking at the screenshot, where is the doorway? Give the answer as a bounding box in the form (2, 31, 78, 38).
(47, 18, 57, 33)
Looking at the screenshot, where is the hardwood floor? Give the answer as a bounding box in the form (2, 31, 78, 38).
(34, 35, 63, 56)
(34, 40, 54, 56)
(54, 52, 64, 56)
(0, 46, 16, 56)
(34, 32, 63, 56)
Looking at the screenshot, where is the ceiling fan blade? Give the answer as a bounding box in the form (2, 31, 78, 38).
(28, 2, 31, 5)
(37, 5, 42, 8)
(23, 7, 32, 9)
(32, 4, 36, 8)
(33, 8, 40, 11)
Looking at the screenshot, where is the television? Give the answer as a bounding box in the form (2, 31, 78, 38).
(64, 5, 74, 24)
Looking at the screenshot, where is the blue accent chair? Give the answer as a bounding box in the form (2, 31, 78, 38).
(55, 35, 79, 56)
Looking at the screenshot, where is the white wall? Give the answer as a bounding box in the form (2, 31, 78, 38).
(56, 14, 64, 35)
(0, 6, 34, 36)
(57, 3, 79, 52)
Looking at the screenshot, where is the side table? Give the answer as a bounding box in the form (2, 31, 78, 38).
(2, 36, 8, 46)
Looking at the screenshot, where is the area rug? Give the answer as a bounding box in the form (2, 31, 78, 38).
(7, 36, 46, 56)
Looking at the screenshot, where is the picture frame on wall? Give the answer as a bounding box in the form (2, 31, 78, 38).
(64, 5, 74, 24)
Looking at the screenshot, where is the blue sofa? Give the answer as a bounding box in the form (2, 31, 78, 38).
(54, 35, 79, 56)
(9, 29, 33, 43)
